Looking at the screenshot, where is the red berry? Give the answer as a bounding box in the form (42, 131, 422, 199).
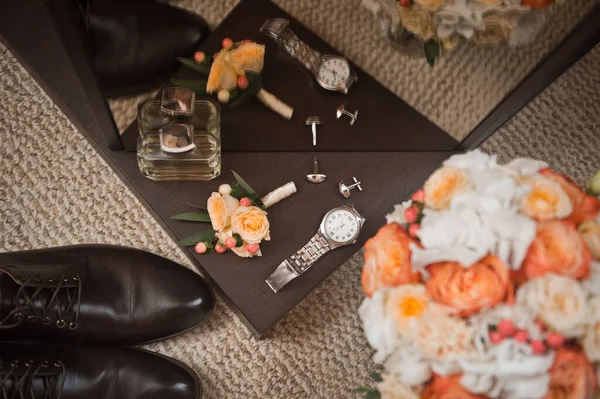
(194, 242, 207, 254)
(546, 332, 565, 348)
(489, 331, 504, 344)
(222, 38, 233, 49)
(411, 189, 425, 202)
(193, 51, 205, 63)
(408, 223, 420, 238)
(225, 237, 237, 249)
(240, 197, 252, 207)
(400, 0, 411, 6)
(215, 243, 227, 254)
(237, 75, 249, 90)
(514, 329, 529, 343)
(404, 206, 418, 224)
(531, 340, 546, 355)
(498, 320, 517, 337)
(246, 243, 260, 254)
(242, 39, 253, 44)
(535, 319, 547, 332)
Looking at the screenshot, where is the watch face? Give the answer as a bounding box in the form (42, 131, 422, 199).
(324, 208, 360, 243)
(316, 56, 351, 91)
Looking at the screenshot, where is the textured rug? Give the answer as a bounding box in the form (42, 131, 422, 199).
(108, 0, 597, 141)
(2, 27, 600, 399)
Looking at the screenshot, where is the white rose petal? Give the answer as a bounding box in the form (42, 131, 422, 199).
(384, 343, 431, 387)
(516, 274, 588, 338)
(583, 296, 600, 361)
(503, 157, 548, 176)
(376, 374, 419, 399)
(385, 200, 413, 225)
(583, 261, 600, 296)
(359, 292, 400, 363)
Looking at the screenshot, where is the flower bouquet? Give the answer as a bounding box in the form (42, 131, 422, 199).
(359, 150, 600, 398)
(362, 0, 560, 65)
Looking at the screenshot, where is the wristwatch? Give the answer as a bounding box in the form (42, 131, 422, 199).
(260, 18, 358, 94)
(266, 205, 365, 293)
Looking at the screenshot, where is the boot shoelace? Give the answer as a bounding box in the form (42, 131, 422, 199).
(0, 359, 65, 399)
(0, 274, 82, 330)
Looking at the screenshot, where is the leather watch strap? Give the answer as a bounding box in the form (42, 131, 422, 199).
(265, 232, 331, 293)
(260, 18, 322, 71)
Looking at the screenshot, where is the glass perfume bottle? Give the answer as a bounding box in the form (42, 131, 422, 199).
(136, 89, 221, 181)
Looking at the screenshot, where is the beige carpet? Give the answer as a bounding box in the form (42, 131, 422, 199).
(108, 0, 597, 141)
(2, 19, 600, 399)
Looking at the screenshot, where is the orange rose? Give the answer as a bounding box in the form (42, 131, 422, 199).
(206, 192, 239, 231)
(520, 220, 591, 281)
(520, 175, 573, 220)
(543, 346, 597, 399)
(230, 206, 270, 244)
(423, 166, 473, 210)
(421, 374, 487, 399)
(522, 0, 555, 9)
(426, 255, 514, 317)
(362, 223, 421, 297)
(226, 43, 265, 74)
(541, 169, 600, 225)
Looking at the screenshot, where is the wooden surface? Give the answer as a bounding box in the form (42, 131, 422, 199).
(121, 0, 458, 153)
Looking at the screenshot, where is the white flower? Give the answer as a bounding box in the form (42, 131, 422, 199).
(503, 157, 548, 176)
(433, 0, 486, 39)
(583, 261, 600, 296)
(509, 11, 546, 46)
(583, 296, 600, 361)
(516, 274, 588, 338)
(384, 344, 431, 387)
(443, 149, 498, 171)
(385, 200, 413, 225)
(519, 175, 573, 220)
(376, 374, 420, 399)
(359, 285, 430, 363)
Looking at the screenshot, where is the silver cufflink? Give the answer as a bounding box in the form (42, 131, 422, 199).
(306, 157, 326, 184)
(305, 116, 321, 146)
(338, 177, 363, 198)
(336, 104, 358, 126)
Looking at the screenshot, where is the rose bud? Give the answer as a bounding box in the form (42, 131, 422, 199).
(239, 197, 252, 207)
(246, 243, 260, 254)
(222, 37, 233, 49)
(225, 237, 237, 249)
(217, 90, 230, 104)
(218, 184, 232, 196)
(400, 0, 411, 6)
(411, 189, 425, 202)
(193, 51, 205, 63)
(514, 329, 529, 343)
(194, 242, 207, 254)
(546, 332, 565, 348)
(404, 206, 418, 223)
(498, 319, 517, 337)
(215, 243, 227, 253)
(237, 75, 249, 90)
(408, 223, 420, 238)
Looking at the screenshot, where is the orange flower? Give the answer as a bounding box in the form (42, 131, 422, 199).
(541, 169, 600, 225)
(426, 255, 514, 317)
(520, 175, 572, 220)
(543, 346, 597, 399)
(362, 223, 421, 297)
(421, 374, 487, 399)
(520, 220, 591, 281)
(423, 166, 473, 210)
(226, 43, 265, 74)
(522, 0, 555, 9)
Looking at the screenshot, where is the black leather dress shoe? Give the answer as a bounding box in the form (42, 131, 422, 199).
(0, 245, 214, 345)
(84, 0, 210, 97)
(0, 344, 202, 399)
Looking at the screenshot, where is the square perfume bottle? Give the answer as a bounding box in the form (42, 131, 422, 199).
(136, 88, 221, 181)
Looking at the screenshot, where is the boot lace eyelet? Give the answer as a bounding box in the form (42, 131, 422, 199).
(14, 313, 23, 321)
(48, 277, 54, 283)
(27, 315, 37, 323)
(56, 320, 66, 328)
(68, 322, 79, 330)
(42, 317, 52, 325)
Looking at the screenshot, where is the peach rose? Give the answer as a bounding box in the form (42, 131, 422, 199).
(426, 255, 514, 317)
(520, 175, 573, 220)
(423, 166, 473, 210)
(579, 221, 600, 260)
(206, 52, 238, 94)
(520, 220, 591, 281)
(230, 206, 270, 244)
(226, 43, 265, 75)
(207, 192, 239, 231)
(541, 169, 600, 225)
(421, 374, 487, 399)
(543, 346, 597, 399)
(362, 223, 421, 297)
(398, 4, 436, 41)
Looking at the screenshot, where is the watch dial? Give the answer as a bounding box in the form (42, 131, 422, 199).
(324, 209, 359, 243)
(317, 57, 350, 89)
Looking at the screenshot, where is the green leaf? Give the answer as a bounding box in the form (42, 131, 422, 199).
(171, 213, 212, 222)
(177, 57, 211, 76)
(369, 373, 383, 382)
(424, 40, 440, 67)
(171, 79, 207, 95)
(178, 229, 216, 247)
(185, 202, 207, 210)
(228, 71, 263, 109)
(230, 184, 244, 199)
(231, 170, 265, 209)
(232, 233, 244, 247)
(366, 391, 381, 399)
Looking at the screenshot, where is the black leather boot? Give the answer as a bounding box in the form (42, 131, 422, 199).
(0, 245, 214, 345)
(0, 343, 202, 399)
(81, 0, 210, 97)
